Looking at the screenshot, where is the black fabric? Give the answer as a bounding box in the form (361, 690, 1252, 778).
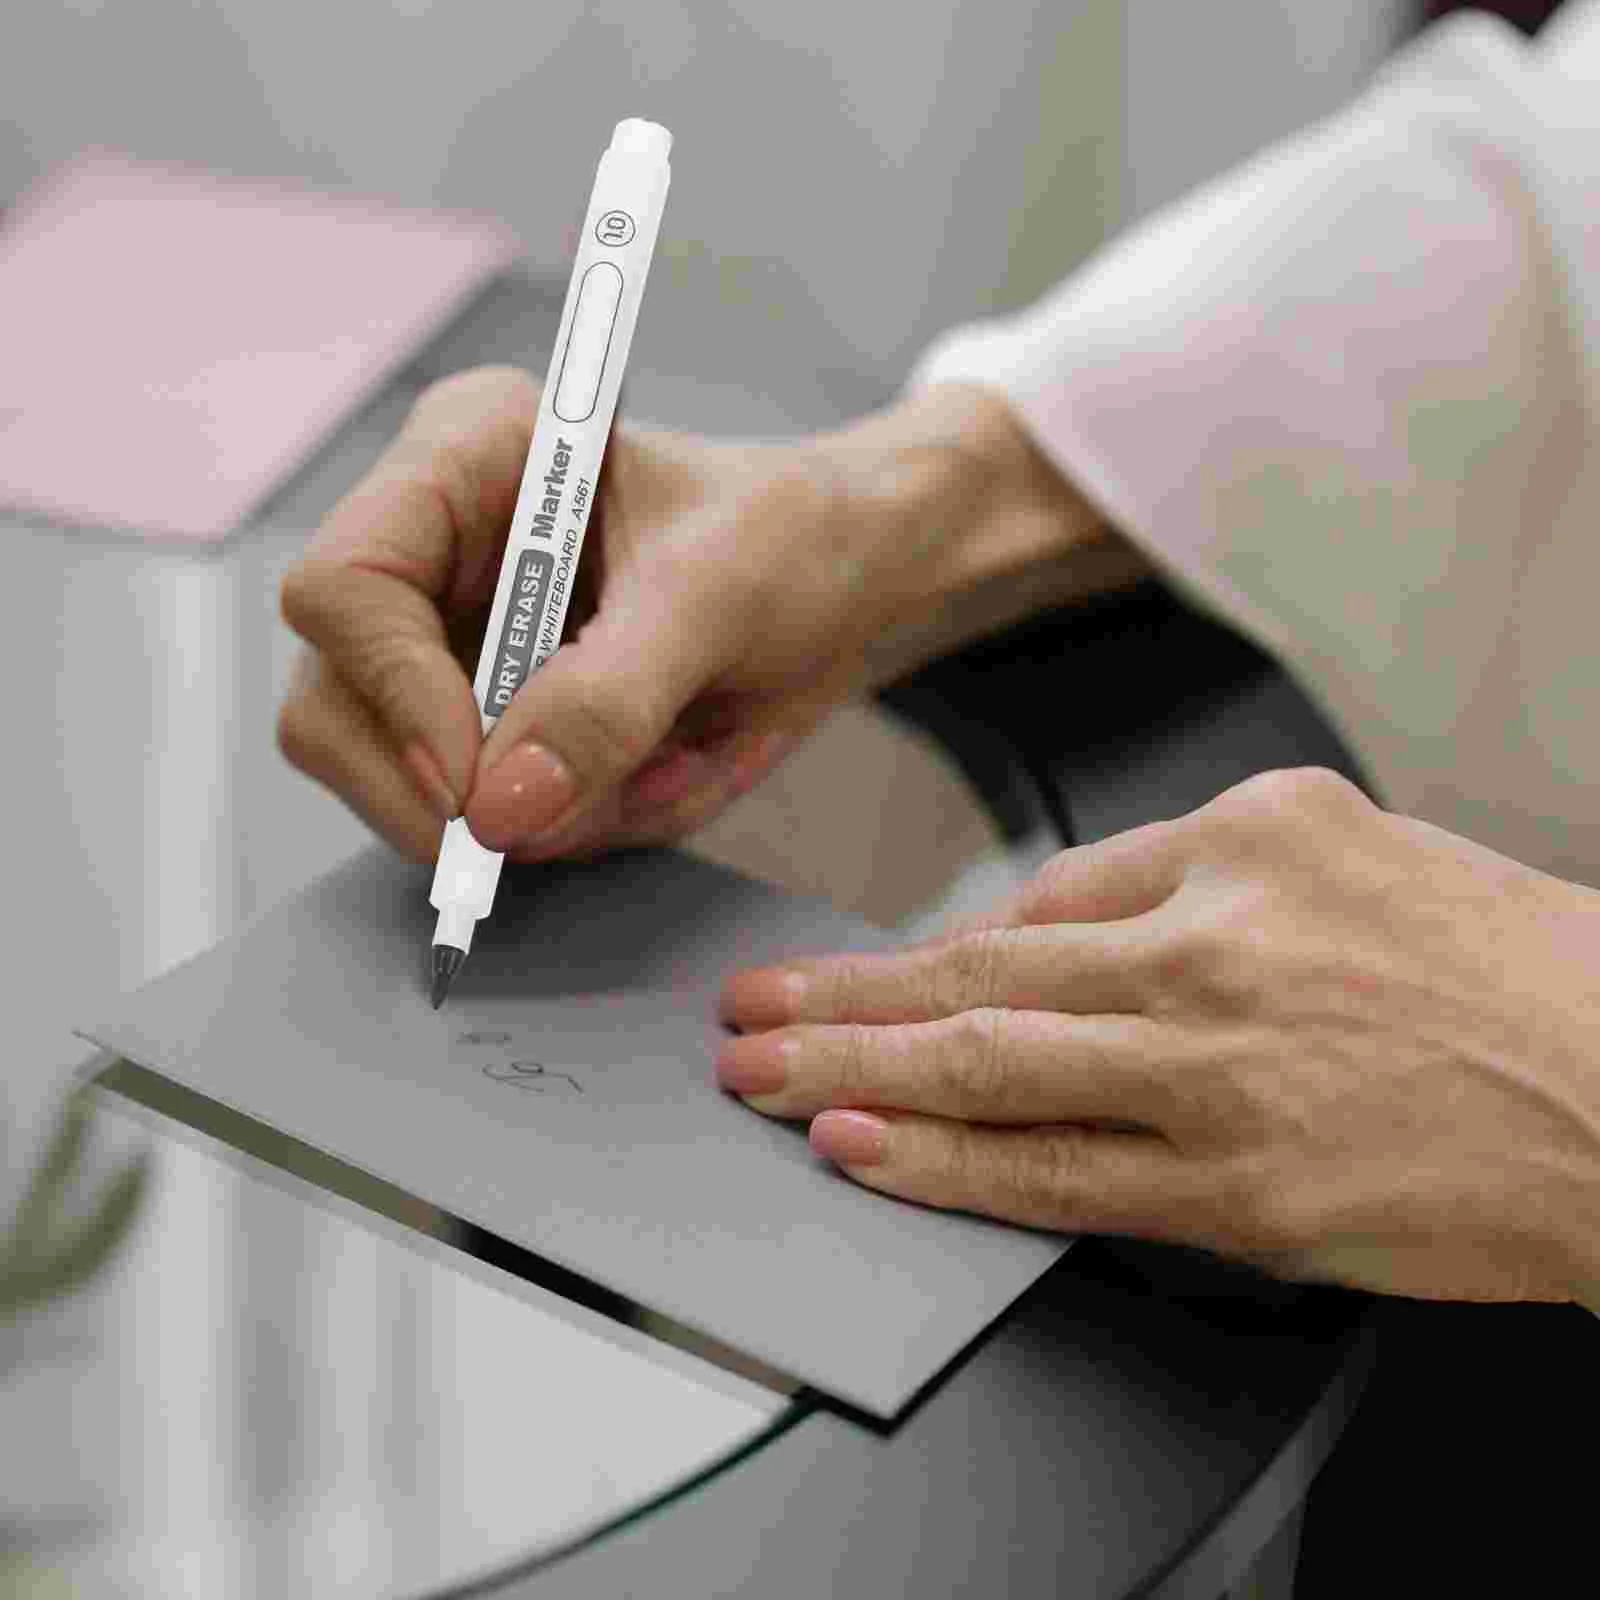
(1294, 1296, 1600, 1593)
(1418, 0, 1567, 35)
(875, 578, 1304, 850)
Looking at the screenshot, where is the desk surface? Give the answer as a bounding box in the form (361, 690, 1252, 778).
(0, 272, 1373, 1599)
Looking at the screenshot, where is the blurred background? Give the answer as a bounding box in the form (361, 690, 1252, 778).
(4, 0, 1419, 391)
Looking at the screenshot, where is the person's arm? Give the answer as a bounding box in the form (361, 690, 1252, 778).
(908, 3, 1600, 888)
(278, 8, 1600, 901)
(805, 383, 1154, 691)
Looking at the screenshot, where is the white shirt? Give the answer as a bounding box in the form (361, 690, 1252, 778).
(912, 3, 1600, 890)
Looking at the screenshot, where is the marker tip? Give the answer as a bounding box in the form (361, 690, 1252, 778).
(430, 944, 465, 1010)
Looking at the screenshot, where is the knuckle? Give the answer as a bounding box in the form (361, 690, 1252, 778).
(831, 1023, 875, 1104)
(409, 372, 473, 420)
(941, 1008, 1011, 1113)
(1222, 766, 1363, 829)
(276, 698, 342, 800)
(1141, 920, 1220, 1002)
(278, 555, 334, 639)
(413, 364, 538, 419)
(415, 436, 485, 548)
(939, 928, 1009, 1012)
(351, 630, 434, 725)
(402, 379, 531, 537)
(1007, 1134, 1083, 1225)
(820, 957, 873, 1024)
(1140, 915, 1263, 1019)
(560, 671, 665, 774)
(1019, 844, 1102, 916)
(935, 1123, 989, 1203)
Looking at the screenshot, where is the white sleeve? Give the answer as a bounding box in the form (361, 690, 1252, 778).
(909, 5, 1600, 889)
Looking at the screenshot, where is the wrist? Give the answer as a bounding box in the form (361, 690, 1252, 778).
(825, 381, 1100, 590)
(813, 382, 1150, 683)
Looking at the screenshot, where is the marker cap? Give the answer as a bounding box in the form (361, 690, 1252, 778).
(610, 119, 672, 161)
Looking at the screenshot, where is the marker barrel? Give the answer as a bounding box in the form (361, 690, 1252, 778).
(429, 120, 672, 958)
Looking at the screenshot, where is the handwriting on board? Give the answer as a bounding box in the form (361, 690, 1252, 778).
(451, 1028, 594, 1097)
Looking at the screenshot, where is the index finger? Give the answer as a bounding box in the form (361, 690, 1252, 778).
(280, 366, 541, 810)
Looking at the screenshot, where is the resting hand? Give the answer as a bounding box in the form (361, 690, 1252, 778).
(719, 767, 1600, 1308)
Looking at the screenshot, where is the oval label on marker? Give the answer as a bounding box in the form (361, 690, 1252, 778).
(553, 262, 624, 423)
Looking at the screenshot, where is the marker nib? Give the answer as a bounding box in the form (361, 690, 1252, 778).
(430, 945, 465, 1010)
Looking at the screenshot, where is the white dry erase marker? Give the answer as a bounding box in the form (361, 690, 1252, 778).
(428, 117, 672, 1007)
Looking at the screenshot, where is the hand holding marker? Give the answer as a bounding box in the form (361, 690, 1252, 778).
(429, 118, 673, 1007)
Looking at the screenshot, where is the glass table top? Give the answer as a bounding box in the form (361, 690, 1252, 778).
(3, 1079, 788, 1598)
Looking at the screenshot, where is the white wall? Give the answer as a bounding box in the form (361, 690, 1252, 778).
(5, 2, 1407, 397)
(1120, 0, 1410, 226)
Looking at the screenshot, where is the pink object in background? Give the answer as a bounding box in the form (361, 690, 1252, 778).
(0, 150, 522, 542)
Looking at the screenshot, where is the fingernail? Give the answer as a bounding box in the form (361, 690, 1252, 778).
(715, 1036, 791, 1096)
(720, 969, 808, 1029)
(402, 741, 460, 823)
(810, 1110, 887, 1167)
(472, 743, 577, 849)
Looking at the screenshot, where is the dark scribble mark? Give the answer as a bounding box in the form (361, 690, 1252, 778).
(456, 1029, 589, 1095)
(482, 1060, 584, 1095)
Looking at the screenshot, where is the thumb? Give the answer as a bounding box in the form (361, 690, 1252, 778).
(464, 582, 733, 851)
